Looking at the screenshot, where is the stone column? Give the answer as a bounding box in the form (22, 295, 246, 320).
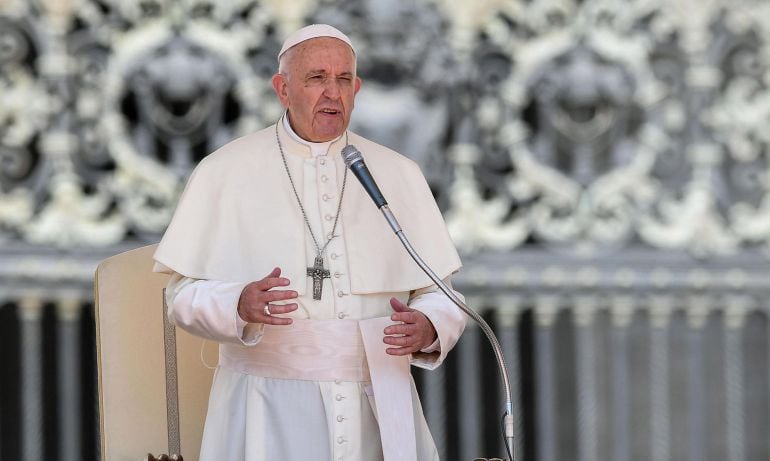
(610, 296, 634, 461)
(495, 296, 523, 460)
(724, 296, 748, 461)
(57, 297, 82, 461)
(534, 295, 559, 461)
(457, 300, 482, 461)
(649, 296, 672, 461)
(686, 296, 710, 461)
(19, 296, 44, 461)
(574, 295, 599, 461)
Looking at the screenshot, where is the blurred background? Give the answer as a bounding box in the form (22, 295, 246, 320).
(1, 0, 769, 460)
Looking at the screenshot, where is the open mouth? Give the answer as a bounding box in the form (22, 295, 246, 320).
(319, 108, 341, 116)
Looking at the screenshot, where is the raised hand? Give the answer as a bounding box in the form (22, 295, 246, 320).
(383, 297, 437, 356)
(237, 267, 299, 325)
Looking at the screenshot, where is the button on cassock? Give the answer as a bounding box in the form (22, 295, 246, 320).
(337, 312, 348, 319)
(336, 415, 345, 422)
(335, 394, 345, 401)
(336, 436, 346, 444)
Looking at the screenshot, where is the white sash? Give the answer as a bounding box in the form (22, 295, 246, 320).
(218, 317, 417, 461)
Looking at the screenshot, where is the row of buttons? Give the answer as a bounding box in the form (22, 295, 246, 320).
(317, 159, 351, 318)
(319, 158, 350, 461)
(335, 378, 348, 458)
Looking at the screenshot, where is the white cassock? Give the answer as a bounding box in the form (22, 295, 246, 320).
(153, 117, 466, 461)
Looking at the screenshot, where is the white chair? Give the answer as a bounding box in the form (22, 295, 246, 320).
(95, 244, 214, 460)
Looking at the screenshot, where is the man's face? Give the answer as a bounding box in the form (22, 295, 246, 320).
(272, 37, 362, 142)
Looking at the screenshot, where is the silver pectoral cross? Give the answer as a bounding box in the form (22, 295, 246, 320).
(306, 255, 331, 300)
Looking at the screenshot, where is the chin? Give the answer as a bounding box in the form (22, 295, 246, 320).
(315, 127, 345, 141)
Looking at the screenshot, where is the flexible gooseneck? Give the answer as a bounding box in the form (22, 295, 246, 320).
(341, 144, 515, 460)
(380, 205, 515, 461)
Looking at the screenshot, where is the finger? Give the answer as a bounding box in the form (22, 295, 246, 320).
(389, 297, 413, 313)
(386, 345, 420, 356)
(391, 311, 418, 324)
(384, 323, 414, 336)
(264, 303, 298, 315)
(383, 335, 413, 347)
(258, 303, 298, 325)
(261, 290, 298, 303)
(264, 267, 281, 279)
(261, 315, 293, 326)
(256, 276, 291, 291)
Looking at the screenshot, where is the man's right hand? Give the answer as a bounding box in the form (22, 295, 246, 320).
(237, 267, 299, 325)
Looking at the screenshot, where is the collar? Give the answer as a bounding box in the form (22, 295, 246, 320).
(282, 113, 343, 158)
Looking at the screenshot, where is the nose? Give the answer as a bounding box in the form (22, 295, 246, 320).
(322, 79, 342, 98)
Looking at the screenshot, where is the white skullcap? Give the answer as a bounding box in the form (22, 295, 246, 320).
(277, 24, 355, 62)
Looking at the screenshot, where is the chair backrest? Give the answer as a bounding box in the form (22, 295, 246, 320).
(95, 244, 215, 461)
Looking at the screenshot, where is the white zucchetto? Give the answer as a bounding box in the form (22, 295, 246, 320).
(277, 24, 356, 61)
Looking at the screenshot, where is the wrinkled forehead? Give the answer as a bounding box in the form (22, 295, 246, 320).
(294, 37, 355, 61)
(282, 37, 357, 74)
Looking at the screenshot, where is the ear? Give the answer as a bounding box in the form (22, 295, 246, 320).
(271, 73, 290, 107)
(354, 76, 362, 95)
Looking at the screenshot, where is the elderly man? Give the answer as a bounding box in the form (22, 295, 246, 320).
(153, 24, 465, 461)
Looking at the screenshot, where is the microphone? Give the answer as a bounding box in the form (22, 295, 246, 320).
(341, 143, 516, 460)
(341, 145, 388, 209)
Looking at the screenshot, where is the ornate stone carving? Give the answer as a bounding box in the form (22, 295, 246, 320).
(0, 0, 769, 257)
(441, 0, 770, 256)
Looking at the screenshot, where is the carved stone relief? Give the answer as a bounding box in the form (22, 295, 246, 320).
(0, 0, 768, 259)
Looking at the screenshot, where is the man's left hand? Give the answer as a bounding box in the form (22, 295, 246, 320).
(383, 297, 437, 356)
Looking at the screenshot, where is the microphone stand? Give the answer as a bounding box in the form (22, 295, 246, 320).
(379, 204, 515, 461)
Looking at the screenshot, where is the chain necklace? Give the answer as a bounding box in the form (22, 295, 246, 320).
(275, 122, 348, 300)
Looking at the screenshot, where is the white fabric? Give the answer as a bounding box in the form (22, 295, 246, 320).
(217, 316, 418, 461)
(218, 319, 372, 382)
(156, 121, 466, 460)
(153, 123, 462, 294)
(278, 24, 355, 61)
(166, 281, 463, 460)
(359, 317, 416, 461)
(166, 274, 263, 345)
(164, 277, 461, 366)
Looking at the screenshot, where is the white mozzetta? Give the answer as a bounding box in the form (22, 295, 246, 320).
(153, 122, 462, 292)
(154, 121, 465, 460)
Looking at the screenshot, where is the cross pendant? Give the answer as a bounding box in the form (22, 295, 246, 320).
(306, 255, 331, 300)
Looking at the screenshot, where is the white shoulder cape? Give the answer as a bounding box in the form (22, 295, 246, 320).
(153, 123, 462, 295)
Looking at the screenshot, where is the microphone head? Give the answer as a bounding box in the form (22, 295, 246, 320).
(341, 144, 363, 168)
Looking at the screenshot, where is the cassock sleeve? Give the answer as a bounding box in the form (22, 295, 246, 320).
(165, 274, 265, 346)
(407, 277, 467, 370)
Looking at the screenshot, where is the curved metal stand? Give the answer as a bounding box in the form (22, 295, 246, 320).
(380, 205, 515, 461)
